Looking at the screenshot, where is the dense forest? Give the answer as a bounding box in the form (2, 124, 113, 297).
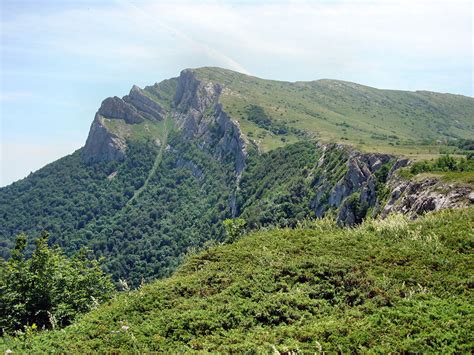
(1, 139, 336, 286)
(2, 136, 473, 287)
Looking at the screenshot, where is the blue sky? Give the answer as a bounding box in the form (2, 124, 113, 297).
(1, 0, 472, 186)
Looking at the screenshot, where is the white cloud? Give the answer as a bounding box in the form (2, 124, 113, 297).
(3, 0, 471, 80)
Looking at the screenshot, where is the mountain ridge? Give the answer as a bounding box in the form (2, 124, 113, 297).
(1, 67, 472, 287)
(81, 67, 474, 167)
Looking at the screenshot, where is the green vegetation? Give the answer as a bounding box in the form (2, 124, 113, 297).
(0, 232, 113, 335)
(397, 154, 474, 184)
(410, 154, 474, 175)
(0, 142, 159, 260)
(0, 136, 235, 287)
(238, 141, 323, 229)
(2, 208, 472, 352)
(0, 140, 353, 287)
(194, 67, 474, 156)
(222, 218, 246, 243)
(449, 138, 474, 152)
(103, 115, 169, 143)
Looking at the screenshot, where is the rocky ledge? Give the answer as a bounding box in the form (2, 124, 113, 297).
(382, 175, 473, 217)
(82, 85, 166, 163)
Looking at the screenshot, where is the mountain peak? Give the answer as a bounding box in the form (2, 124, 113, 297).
(80, 67, 474, 165)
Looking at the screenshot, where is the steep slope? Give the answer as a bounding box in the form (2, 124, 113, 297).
(2, 208, 472, 352)
(1, 67, 473, 287)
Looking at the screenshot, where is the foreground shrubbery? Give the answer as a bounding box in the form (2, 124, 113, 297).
(0, 232, 114, 335)
(1, 208, 473, 352)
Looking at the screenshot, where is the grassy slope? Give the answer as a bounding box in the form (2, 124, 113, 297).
(193, 67, 474, 157)
(3, 208, 473, 352)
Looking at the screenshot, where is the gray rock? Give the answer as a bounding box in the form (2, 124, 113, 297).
(98, 96, 144, 124)
(123, 85, 165, 121)
(468, 192, 474, 203)
(310, 145, 395, 225)
(82, 114, 126, 164)
(380, 173, 472, 218)
(172, 70, 247, 176)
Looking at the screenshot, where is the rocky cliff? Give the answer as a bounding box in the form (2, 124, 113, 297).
(172, 70, 248, 175)
(308, 144, 472, 225)
(81, 68, 472, 224)
(82, 114, 128, 164)
(82, 69, 248, 175)
(381, 174, 473, 217)
(309, 144, 394, 225)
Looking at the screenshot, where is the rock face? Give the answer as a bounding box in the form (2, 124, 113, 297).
(172, 69, 248, 175)
(98, 97, 145, 124)
(311, 144, 394, 225)
(82, 86, 166, 163)
(82, 69, 247, 175)
(309, 145, 472, 225)
(82, 114, 127, 164)
(381, 176, 473, 217)
(123, 86, 165, 122)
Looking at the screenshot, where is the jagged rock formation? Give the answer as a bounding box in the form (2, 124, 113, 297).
(382, 176, 473, 217)
(172, 70, 248, 175)
(82, 86, 166, 163)
(82, 114, 127, 164)
(308, 144, 472, 224)
(310, 144, 394, 225)
(82, 69, 248, 175)
(124, 85, 166, 122)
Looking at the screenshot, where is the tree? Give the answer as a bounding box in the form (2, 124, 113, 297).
(223, 218, 246, 244)
(0, 232, 114, 335)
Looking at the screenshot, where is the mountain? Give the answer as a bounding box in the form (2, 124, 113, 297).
(2, 208, 472, 352)
(1, 67, 473, 287)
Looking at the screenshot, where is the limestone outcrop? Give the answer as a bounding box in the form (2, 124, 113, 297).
(82, 114, 127, 164)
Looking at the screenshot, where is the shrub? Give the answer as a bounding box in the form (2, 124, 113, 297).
(0, 232, 114, 334)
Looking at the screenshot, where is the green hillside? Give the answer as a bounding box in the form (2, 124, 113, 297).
(0, 140, 354, 286)
(1, 67, 473, 287)
(2, 208, 472, 352)
(194, 67, 474, 157)
(0, 136, 236, 286)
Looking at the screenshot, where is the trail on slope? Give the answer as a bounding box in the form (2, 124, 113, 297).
(127, 116, 171, 206)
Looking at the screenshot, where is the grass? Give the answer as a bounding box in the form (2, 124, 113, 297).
(103, 117, 169, 143)
(2, 208, 473, 352)
(193, 67, 474, 158)
(416, 171, 474, 184)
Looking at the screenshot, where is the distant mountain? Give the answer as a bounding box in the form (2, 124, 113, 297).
(81, 67, 474, 165)
(1, 67, 473, 286)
